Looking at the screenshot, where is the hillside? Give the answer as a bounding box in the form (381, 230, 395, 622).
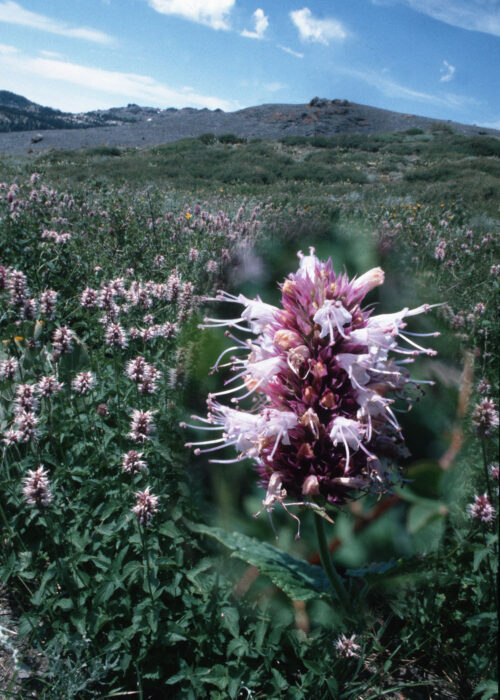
(0, 92, 498, 155)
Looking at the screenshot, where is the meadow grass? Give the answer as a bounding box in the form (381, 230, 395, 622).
(0, 130, 498, 698)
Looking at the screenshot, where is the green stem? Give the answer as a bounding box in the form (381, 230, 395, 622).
(481, 440, 493, 503)
(139, 524, 156, 630)
(313, 512, 351, 613)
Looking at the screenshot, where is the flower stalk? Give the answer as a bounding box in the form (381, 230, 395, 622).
(313, 512, 352, 614)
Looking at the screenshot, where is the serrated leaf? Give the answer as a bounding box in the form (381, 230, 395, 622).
(473, 547, 489, 572)
(187, 521, 331, 601)
(226, 637, 249, 659)
(220, 606, 239, 638)
(473, 679, 499, 700)
(159, 521, 182, 539)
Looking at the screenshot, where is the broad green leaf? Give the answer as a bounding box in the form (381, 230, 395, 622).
(407, 502, 446, 534)
(187, 521, 331, 601)
(220, 606, 239, 638)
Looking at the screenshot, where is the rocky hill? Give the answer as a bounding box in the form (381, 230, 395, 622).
(0, 92, 497, 156)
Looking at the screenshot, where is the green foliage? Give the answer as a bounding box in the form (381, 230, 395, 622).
(0, 130, 498, 698)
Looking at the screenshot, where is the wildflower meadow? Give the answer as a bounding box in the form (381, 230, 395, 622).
(0, 130, 498, 698)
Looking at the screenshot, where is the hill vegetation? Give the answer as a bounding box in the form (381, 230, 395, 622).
(0, 126, 498, 698)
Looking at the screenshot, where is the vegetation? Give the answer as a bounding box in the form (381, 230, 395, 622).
(0, 128, 498, 698)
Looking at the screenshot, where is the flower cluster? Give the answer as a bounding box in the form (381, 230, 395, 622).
(22, 466, 53, 507)
(188, 249, 439, 527)
(132, 486, 159, 526)
(466, 493, 496, 524)
(125, 356, 161, 395)
(335, 634, 361, 658)
(128, 409, 156, 443)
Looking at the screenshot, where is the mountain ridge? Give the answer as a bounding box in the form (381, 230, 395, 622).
(0, 90, 498, 156)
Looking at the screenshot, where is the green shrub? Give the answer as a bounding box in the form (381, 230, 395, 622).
(198, 132, 217, 145)
(217, 133, 246, 144)
(85, 146, 122, 157)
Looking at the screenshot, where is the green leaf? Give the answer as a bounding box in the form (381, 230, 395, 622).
(70, 611, 87, 636)
(226, 637, 249, 659)
(220, 606, 239, 638)
(473, 547, 489, 572)
(472, 679, 499, 700)
(407, 502, 446, 534)
(53, 597, 74, 612)
(187, 521, 331, 601)
(159, 521, 182, 540)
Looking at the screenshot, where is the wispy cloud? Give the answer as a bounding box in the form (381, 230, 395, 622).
(373, 1, 500, 37)
(0, 1, 115, 44)
(0, 45, 236, 112)
(440, 60, 455, 82)
(277, 44, 304, 58)
(341, 66, 476, 109)
(478, 119, 500, 130)
(148, 0, 235, 31)
(290, 7, 347, 45)
(241, 8, 268, 39)
(264, 81, 287, 93)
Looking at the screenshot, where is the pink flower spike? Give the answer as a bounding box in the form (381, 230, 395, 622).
(466, 493, 496, 523)
(23, 466, 53, 507)
(132, 486, 158, 526)
(188, 251, 440, 534)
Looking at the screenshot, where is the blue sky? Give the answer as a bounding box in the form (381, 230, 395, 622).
(0, 0, 498, 127)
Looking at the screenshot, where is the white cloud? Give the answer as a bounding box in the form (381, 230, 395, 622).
(373, 1, 500, 37)
(0, 42, 19, 54)
(148, 0, 235, 31)
(241, 8, 268, 39)
(440, 60, 455, 82)
(0, 1, 114, 44)
(0, 45, 237, 112)
(478, 119, 500, 130)
(290, 7, 347, 45)
(277, 44, 304, 58)
(342, 66, 477, 109)
(264, 81, 287, 92)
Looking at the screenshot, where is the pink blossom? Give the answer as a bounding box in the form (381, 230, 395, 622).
(467, 493, 496, 523)
(132, 486, 159, 526)
(72, 371, 96, 394)
(188, 248, 439, 531)
(23, 466, 53, 507)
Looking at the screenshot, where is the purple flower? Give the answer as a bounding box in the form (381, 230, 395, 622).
(128, 409, 156, 443)
(122, 450, 147, 474)
(188, 249, 440, 528)
(472, 399, 499, 438)
(335, 634, 361, 658)
(104, 322, 128, 349)
(132, 486, 158, 526)
(37, 375, 63, 398)
(23, 466, 53, 507)
(466, 493, 496, 523)
(0, 357, 18, 381)
(72, 371, 96, 395)
(39, 289, 58, 318)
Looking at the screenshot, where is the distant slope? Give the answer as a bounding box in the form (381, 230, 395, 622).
(0, 92, 497, 155)
(0, 91, 142, 133)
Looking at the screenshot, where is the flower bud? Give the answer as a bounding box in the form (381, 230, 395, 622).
(274, 329, 302, 351)
(302, 474, 320, 495)
(287, 345, 310, 375)
(352, 267, 385, 297)
(320, 391, 336, 409)
(298, 442, 314, 459)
